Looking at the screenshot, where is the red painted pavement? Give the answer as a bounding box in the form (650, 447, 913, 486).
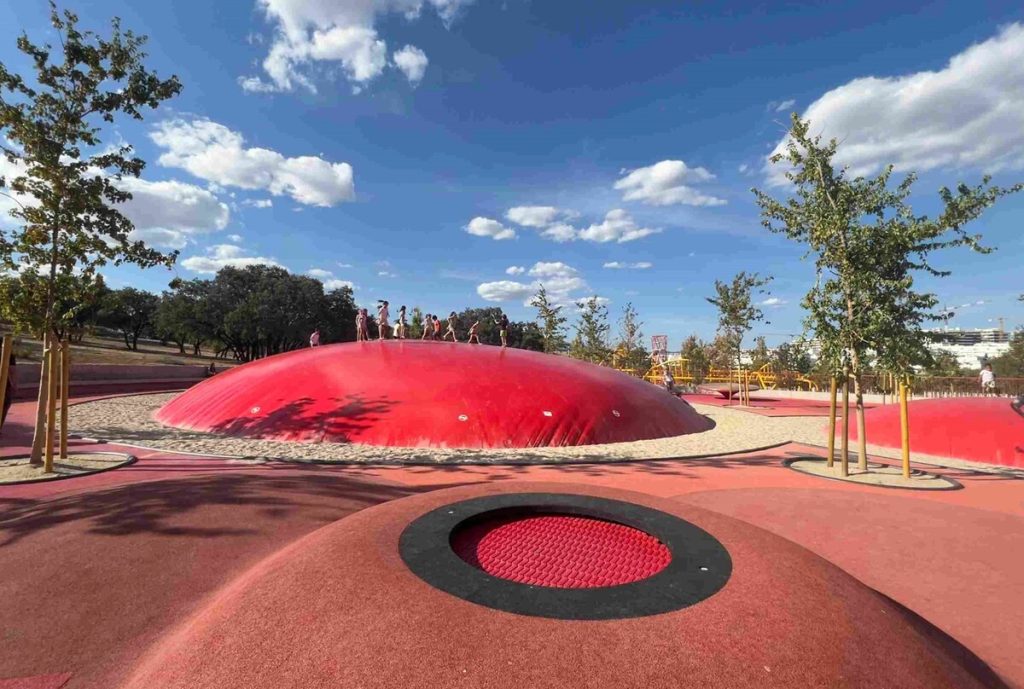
(155, 341, 711, 448)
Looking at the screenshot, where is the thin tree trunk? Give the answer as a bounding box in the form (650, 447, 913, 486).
(29, 333, 51, 465)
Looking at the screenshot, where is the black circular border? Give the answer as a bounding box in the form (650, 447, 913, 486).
(399, 493, 732, 620)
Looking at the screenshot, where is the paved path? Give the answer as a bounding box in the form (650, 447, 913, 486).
(1, 397, 1022, 688)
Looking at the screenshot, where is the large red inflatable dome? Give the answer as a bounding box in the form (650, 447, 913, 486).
(155, 342, 711, 449)
(851, 397, 1023, 467)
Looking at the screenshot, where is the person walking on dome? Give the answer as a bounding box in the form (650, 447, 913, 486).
(309, 328, 321, 348)
(494, 312, 509, 347)
(432, 314, 442, 340)
(980, 362, 996, 395)
(377, 301, 390, 341)
(421, 313, 432, 340)
(355, 309, 366, 342)
(396, 305, 407, 339)
(443, 312, 458, 342)
(467, 320, 481, 344)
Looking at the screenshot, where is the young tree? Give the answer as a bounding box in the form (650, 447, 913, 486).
(680, 334, 709, 383)
(991, 331, 1024, 378)
(0, 4, 182, 463)
(530, 285, 567, 354)
(409, 307, 424, 339)
(753, 114, 1021, 466)
(570, 297, 611, 364)
(99, 287, 159, 350)
(613, 302, 648, 372)
(749, 335, 772, 369)
(706, 271, 772, 374)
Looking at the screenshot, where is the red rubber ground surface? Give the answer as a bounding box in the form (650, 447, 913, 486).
(451, 513, 671, 587)
(849, 397, 1024, 467)
(2, 395, 1023, 689)
(155, 342, 712, 448)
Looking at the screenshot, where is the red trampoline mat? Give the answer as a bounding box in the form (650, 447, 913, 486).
(451, 513, 671, 588)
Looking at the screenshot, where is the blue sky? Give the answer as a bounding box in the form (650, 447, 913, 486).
(2, 0, 1022, 347)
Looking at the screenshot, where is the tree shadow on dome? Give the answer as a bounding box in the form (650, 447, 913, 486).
(207, 394, 399, 444)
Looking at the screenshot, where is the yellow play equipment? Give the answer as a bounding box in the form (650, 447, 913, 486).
(631, 359, 819, 392)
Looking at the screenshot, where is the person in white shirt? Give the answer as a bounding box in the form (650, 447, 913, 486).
(377, 301, 390, 340)
(980, 363, 996, 395)
(396, 305, 407, 339)
(309, 329, 320, 348)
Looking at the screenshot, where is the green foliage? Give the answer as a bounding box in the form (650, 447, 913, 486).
(569, 296, 611, 364)
(771, 338, 814, 374)
(680, 334, 709, 383)
(613, 302, 648, 371)
(0, 3, 182, 339)
(921, 349, 967, 377)
(409, 307, 424, 339)
(154, 278, 208, 354)
(529, 285, 567, 353)
(706, 271, 772, 369)
(748, 336, 771, 369)
(990, 331, 1024, 378)
(753, 114, 1021, 382)
(0, 270, 107, 341)
(98, 286, 159, 350)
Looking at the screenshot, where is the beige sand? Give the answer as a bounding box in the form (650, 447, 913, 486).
(786, 458, 959, 490)
(0, 453, 133, 484)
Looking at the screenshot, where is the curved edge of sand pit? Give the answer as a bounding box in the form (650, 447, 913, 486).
(783, 457, 962, 491)
(0, 452, 137, 485)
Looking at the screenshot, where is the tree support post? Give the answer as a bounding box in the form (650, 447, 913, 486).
(841, 376, 850, 477)
(0, 335, 11, 424)
(60, 341, 70, 459)
(899, 381, 911, 479)
(826, 377, 837, 468)
(44, 337, 59, 473)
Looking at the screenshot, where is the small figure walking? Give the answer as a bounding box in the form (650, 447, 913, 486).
(432, 314, 442, 340)
(663, 368, 676, 394)
(467, 320, 481, 344)
(356, 309, 366, 342)
(309, 328, 321, 348)
(443, 312, 458, 342)
(494, 312, 509, 347)
(980, 363, 996, 395)
(396, 305, 407, 339)
(421, 313, 432, 340)
(377, 301, 390, 341)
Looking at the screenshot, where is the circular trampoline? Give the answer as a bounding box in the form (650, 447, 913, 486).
(154, 341, 712, 449)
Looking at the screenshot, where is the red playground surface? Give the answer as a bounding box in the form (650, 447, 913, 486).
(156, 341, 711, 448)
(852, 397, 1024, 467)
(1, 390, 1023, 689)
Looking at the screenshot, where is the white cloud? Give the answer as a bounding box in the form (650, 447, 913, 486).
(578, 209, 661, 243)
(337, 262, 353, 268)
(539, 222, 578, 243)
(505, 265, 525, 275)
(761, 297, 787, 306)
(478, 261, 589, 305)
(465, 216, 516, 240)
(151, 119, 355, 206)
(773, 99, 796, 112)
(2, 154, 230, 251)
(243, 198, 274, 208)
(614, 160, 726, 207)
(181, 243, 284, 274)
(767, 23, 1024, 184)
(506, 206, 562, 228)
(738, 163, 749, 174)
(240, 0, 472, 93)
(476, 280, 534, 302)
(307, 268, 333, 278)
(324, 278, 354, 290)
(378, 270, 397, 278)
(393, 45, 428, 85)
(227, 234, 244, 243)
(603, 261, 652, 269)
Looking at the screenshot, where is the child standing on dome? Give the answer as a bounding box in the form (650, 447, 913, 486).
(355, 310, 366, 342)
(443, 312, 458, 342)
(494, 312, 509, 347)
(432, 315, 442, 340)
(377, 301, 390, 340)
(467, 320, 481, 344)
(396, 305, 407, 339)
(421, 313, 431, 340)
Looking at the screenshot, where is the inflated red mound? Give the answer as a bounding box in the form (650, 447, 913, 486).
(451, 513, 671, 587)
(851, 397, 1023, 467)
(154, 342, 711, 448)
